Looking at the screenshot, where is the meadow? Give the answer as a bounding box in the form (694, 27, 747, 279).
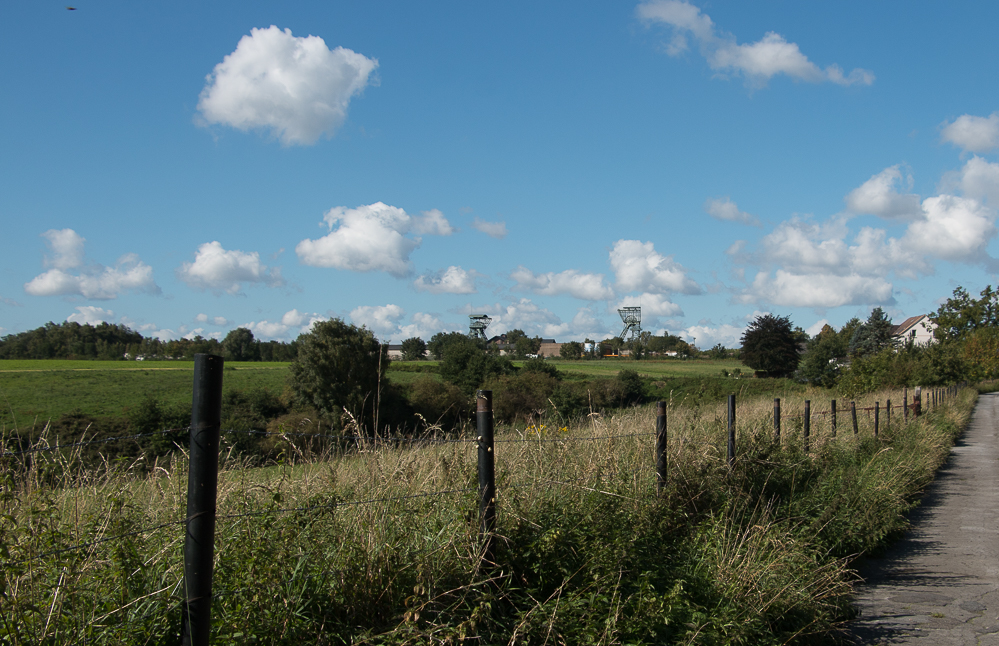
(0, 358, 748, 432)
(0, 382, 974, 644)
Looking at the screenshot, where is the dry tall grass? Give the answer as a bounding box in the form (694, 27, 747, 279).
(0, 384, 973, 644)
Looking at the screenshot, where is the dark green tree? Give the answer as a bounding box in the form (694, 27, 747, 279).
(400, 336, 427, 361)
(799, 324, 846, 387)
(427, 331, 469, 360)
(288, 319, 388, 430)
(221, 327, 260, 361)
(740, 314, 800, 378)
(559, 340, 584, 360)
(437, 334, 513, 394)
(849, 307, 895, 357)
(931, 285, 999, 341)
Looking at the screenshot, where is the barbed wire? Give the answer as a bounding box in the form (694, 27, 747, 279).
(494, 431, 649, 444)
(0, 427, 189, 457)
(3, 518, 186, 567)
(214, 486, 479, 522)
(219, 428, 477, 445)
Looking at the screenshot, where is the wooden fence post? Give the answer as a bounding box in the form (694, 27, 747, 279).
(656, 401, 667, 494)
(803, 400, 810, 453)
(181, 354, 225, 646)
(831, 399, 837, 438)
(727, 395, 736, 468)
(874, 402, 880, 437)
(903, 387, 908, 422)
(477, 390, 496, 566)
(851, 401, 858, 435)
(774, 398, 781, 444)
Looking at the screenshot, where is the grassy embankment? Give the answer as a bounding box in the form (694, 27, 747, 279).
(1, 383, 975, 644)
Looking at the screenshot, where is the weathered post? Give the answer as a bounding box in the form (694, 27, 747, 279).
(773, 398, 781, 444)
(874, 401, 880, 437)
(886, 398, 891, 432)
(477, 390, 496, 566)
(831, 399, 837, 438)
(914, 386, 922, 418)
(181, 354, 225, 646)
(803, 400, 811, 453)
(655, 401, 667, 494)
(903, 387, 909, 422)
(851, 401, 859, 435)
(727, 395, 736, 468)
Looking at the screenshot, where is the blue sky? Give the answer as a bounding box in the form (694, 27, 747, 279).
(3, 1, 999, 349)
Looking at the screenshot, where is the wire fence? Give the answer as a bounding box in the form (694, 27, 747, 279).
(0, 356, 966, 643)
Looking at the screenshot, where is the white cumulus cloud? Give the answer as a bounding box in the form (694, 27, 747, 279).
(414, 266, 478, 294)
(66, 306, 114, 325)
(177, 241, 284, 294)
(399, 312, 450, 341)
(680, 323, 746, 349)
(609, 240, 701, 295)
(25, 230, 159, 300)
(197, 26, 378, 146)
(297, 202, 454, 277)
(350, 304, 406, 338)
(41, 228, 85, 270)
(941, 112, 999, 154)
(511, 266, 615, 301)
(615, 293, 684, 319)
(845, 165, 922, 220)
(637, 0, 874, 88)
(902, 194, 997, 266)
(704, 197, 760, 226)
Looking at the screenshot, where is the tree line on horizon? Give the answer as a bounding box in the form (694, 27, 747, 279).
(0, 321, 298, 362)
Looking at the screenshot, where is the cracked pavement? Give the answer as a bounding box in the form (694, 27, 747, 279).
(848, 392, 999, 644)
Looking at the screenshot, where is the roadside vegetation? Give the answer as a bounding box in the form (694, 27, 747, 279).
(1, 384, 976, 644)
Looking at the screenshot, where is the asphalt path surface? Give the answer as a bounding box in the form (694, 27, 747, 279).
(848, 392, 999, 644)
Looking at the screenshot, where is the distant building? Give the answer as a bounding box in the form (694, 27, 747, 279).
(386, 344, 403, 360)
(537, 341, 562, 358)
(891, 315, 936, 347)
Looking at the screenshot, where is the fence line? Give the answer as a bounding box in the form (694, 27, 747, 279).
(3, 361, 967, 642)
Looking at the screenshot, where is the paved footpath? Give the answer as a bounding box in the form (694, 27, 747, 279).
(848, 392, 999, 645)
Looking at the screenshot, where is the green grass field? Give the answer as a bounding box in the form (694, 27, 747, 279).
(0, 358, 748, 431)
(0, 360, 290, 431)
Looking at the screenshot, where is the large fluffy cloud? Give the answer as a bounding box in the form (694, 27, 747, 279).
(414, 266, 478, 294)
(242, 309, 326, 340)
(470, 299, 569, 339)
(296, 202, 454, 277)
(941, 112, 999, 154)
(741, 270, 895, 308)
(177, 241, 284, 294)
(66, 306, 114, 325)
(348, 304, 450, 341)
(197, 26, 378, 145)
(609, 240, 701, 295)
(637, 0, 874, 88)
(511, 266, 615, 301)
(615, 293, 684, 319)
(845, 165, 922, 220)
(24, 229, 159, 300)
